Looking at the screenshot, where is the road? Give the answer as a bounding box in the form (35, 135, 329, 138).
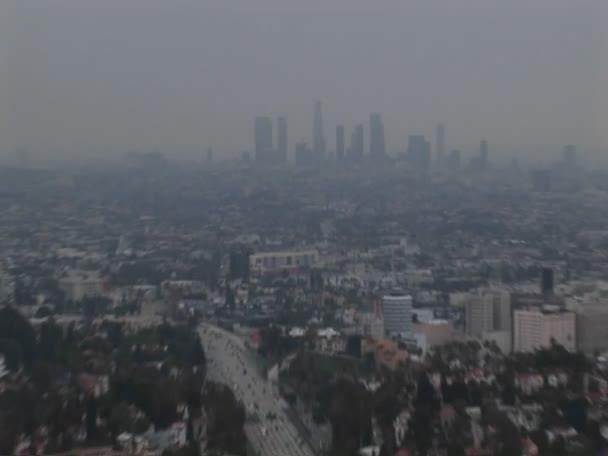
(199, 323, 316, 456)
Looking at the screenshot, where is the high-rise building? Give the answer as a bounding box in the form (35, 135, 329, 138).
(541, 268, 554, 296)
(277, 117, 288, 164)
(436, 124, 445, 164)
(207, 148, 213, 162)
(407, 136, 431, 171)
(313, 101, 326, 162)
(480, 139, 489, 168)
(577, 304, 608, 354)
(514, 307, 575, 353)
(369, 113, 386, 159)
(336, 125, 345, 162)
(349, 124, 364, 161)
(255, 116, 273, 164)
(382, 292, 413, 336)
(465, 290, 512, 337)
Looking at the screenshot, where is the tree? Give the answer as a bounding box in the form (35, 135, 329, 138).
(0, 339, 23, 371)
(38, 320, 64, 362)
(82, 296, 111, 318)
(108, 403, 133, 437)
(0, 306, 37, 367)
(346, 335, 362, 358)
(86, 396, 98, 442)
(35, 306, 54, 318)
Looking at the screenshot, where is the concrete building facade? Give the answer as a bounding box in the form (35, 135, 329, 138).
(382, 292, 413, 336)
(513, 307, 575, 353)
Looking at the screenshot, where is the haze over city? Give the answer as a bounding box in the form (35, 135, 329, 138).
(2, 0, 608, 163)
(6, 2, 608, 456)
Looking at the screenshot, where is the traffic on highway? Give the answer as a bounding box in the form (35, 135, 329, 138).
(199, 324, 315, 456)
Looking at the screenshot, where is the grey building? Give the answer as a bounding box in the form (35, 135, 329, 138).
(313, 101, 326, 162)
(369, 113, 385, 159)
(349, 124, 364, 161)
(255, 116, 273, 164)
(382, 292, 413, 336)
(277, 116, 288, 164)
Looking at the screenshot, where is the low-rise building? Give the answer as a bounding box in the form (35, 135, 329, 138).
(249, 249, 319, 274)
(59, 270, 105, 302)
(412, 319, 454, 349)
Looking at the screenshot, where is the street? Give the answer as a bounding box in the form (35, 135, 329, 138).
(199, 323, 316, 456)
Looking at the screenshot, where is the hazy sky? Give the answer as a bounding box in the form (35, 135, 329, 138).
(1, 0, 608, 161)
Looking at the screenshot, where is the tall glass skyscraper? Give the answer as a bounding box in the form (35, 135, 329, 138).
(313, 101, 326, 162)
(255, 116, 273, 164)
(277, 117, 287, 164)
(369, 113, 385, 159)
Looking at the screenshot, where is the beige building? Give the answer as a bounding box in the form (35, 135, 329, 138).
(59, 271, 105, 302)
(513, 307, 575, 353)
(465, 289, 511, 337)
(249, 249, 319, 274)
(577, 307, 608, 354)
(412, 320, 454, 348)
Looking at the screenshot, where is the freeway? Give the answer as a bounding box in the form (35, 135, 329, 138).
(199, 323, 316, 456)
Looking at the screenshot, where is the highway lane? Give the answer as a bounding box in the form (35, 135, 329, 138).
(199, 323, 316, 456)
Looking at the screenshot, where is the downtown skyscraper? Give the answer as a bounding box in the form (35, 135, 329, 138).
(277, 117, 287, 164)
(254, 116, 273, 164)
(407, 135, 431, 171)
(313, 101, 326, 162)
(369, 113, 385, 160)
(349, 124, 364, 161)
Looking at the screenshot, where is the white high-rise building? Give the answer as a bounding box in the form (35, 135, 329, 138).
(514, 307, 575, 353)
(382, 292, 413, 336)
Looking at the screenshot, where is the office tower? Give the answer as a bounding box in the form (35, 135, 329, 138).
(369, 113, 386, 159)
(336, 125, 345, 162)
(313, 101, 326, 161)
(577, 305, 608, 354)
(480, 139, 489, 168)
(295, 141, 313, 167)
(436, 124, 445, 164)
(514, 307, 575, 353)
(277, 117, 288, 164)
(348, 124, 364, 161)
(541, 268, 554, 296)
(465, 290, 511, 337)
(382, 291, 413, 336)
(563, 145, 576, 167)
(254, 116, 273, 164)
(407, 135, 431, 171)
(207, 148, 213, 162)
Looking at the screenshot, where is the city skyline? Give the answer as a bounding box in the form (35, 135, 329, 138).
(2, 0, 608, 162)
